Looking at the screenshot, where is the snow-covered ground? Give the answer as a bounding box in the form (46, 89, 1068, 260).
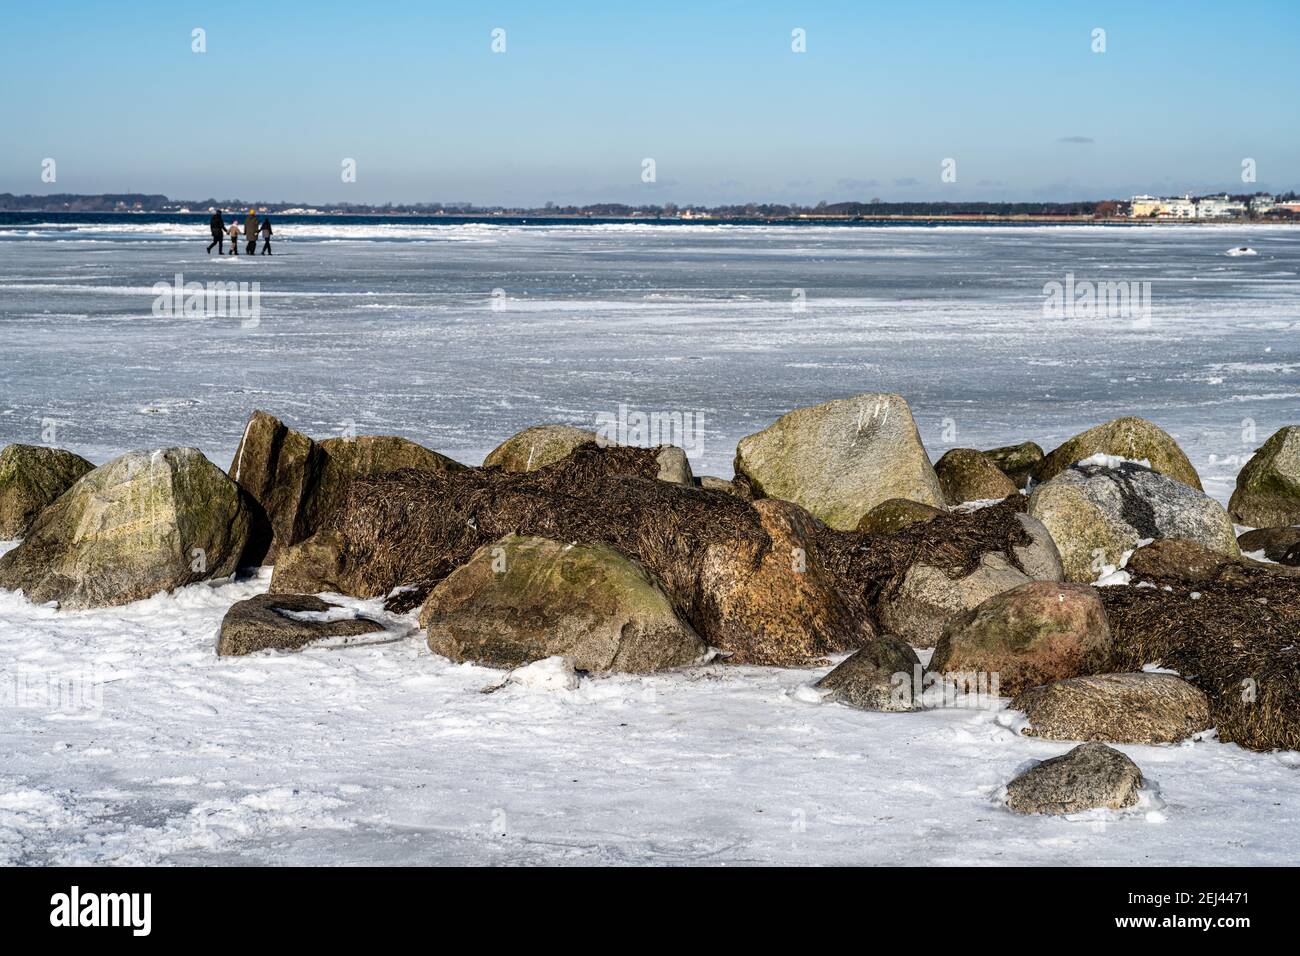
(4, 551, 1298, 866)
(2, 221, 1299, 865)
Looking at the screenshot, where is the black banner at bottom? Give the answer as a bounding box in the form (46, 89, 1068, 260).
(0, 866, 1277, 941)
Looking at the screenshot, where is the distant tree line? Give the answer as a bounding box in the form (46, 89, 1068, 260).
(1, 192, 1296, 218)
(0, 193, 170, 212)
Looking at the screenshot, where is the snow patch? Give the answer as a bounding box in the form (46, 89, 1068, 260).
(504, 656, 580, 692)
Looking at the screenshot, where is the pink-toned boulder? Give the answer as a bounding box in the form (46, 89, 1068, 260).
(928, 581, 1112, 697)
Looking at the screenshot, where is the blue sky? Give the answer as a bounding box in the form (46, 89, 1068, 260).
(2, 0, 1296, 205)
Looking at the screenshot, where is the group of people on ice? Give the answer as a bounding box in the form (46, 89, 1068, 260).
(207, 209, 273, 256)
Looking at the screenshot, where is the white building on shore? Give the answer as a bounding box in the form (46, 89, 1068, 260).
(1196, 195, 1248, 218)
(1127, 194, 1250, 219)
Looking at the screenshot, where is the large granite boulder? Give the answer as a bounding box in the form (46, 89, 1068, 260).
(0, 448, 252, 608)
(229, 410, 329, 563)
(1013, 672, 1212, 744)
(0, 444, 95, 539)
(698, 498, 876, 664)
(855, 497, 947, 534)
(217, 592, 387, 656)
(934, 448, 1018, 504)
(1027, 460, 1239, 582)
(230, 410, 463, 563)
(319, 434, 462, 477)
(1005, 743, 1144, 815)
(421, 534, 705, 672)
(929, 581, 1112, 696)
(875, 512, 1063, 648)
(981, 441, 1044, 489)
(1228, 426, 1300, 528)
(1032, 417, 1201, 490)
(734, 393, 944, 530)
(815, 636, 921, 711)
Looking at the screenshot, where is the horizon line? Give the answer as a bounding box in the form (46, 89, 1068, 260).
(4, 189, 1296, 211)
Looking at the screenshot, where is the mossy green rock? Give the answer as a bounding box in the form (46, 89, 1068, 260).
(318, 434, 463, 476)
(268, 529, 357, 596)
(0, 444, 95, 539)
(483, 424, 693, 485)
(981, 441, 1044, 489)
(734, 393, 944, 530)
(1032, 417, 1201, 490)
(855, 497, 947, 534)
(421, 534, 706, 672)
(934, 448, 1018, 505)
(0, 447, 252, 608)
(483, 425, 597, 472)
(1228, 426, 1300, 528)
(315, 434, 464, 520)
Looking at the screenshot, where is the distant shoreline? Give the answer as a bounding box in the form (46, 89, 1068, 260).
(1, 210, 1296, 228)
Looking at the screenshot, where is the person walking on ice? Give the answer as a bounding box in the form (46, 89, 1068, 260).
(226, 218, 241, 255)
(259, 216, 273, 255)
(207, 209, 225, 254)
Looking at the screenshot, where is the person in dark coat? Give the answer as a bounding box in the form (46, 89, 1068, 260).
(259, 217, 273, 255)
(207, 210, 225, 254)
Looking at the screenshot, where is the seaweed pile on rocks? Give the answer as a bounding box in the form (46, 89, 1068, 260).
(4, 394, 1300, 812)
(813, 495, 1034, 610)
(1100, 539, 1300, 752)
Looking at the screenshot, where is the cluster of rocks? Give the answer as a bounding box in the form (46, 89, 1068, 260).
(3, 395, 1299, 816)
